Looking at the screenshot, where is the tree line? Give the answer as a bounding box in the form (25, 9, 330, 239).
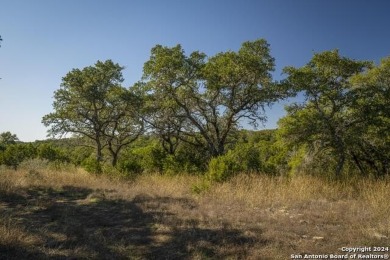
(1, 39, 389, 180)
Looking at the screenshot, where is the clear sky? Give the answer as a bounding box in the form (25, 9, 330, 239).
(1, 0, 389, 142)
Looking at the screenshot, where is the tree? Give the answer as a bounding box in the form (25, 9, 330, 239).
(280, 50, 371, 177)
(141, 39, 278, 158)
(103, 87, 144, 166)
(0, 131, 19, 151)
(134, 82, 185, 155)
(42, 60, 142, 168)
(0, 131, 19, 145)
(348, 57, 390, 176)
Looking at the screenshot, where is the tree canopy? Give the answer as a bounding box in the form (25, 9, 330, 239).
(33, 40, 389, 179)
(42, 60, 143, 167)
(139, 39, 279, 158)
(279, 50, 389, 177)
(0, 131, 19, 145)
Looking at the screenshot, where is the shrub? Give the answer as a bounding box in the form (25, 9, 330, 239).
(117, 158, 143, 175)
(69, 146, 93, 166)
(37, 143, 69, 163)
(207, 142, 265, 182)
(0, 144, 37, 170)
(207, 155, 234, 182)
(81, 156, 102, 174)
(132, 144, 166, 173)
(207, 150, 247, 182)
(162, 154, 183, 175)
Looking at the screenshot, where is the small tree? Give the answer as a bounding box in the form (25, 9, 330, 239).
(42, 60, 143, 169)
(0, 131, 19, 144)
(0, 131, 19, 151)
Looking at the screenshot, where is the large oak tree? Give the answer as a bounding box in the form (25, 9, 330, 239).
(349, 57, 390, 176)
(279, 50, 372, 177)
(140, 39, 279, 158)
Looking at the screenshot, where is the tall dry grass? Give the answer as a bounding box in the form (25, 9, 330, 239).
(0, 164, 389, 259)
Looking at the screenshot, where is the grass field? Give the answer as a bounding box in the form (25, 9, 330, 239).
(0, 164, 389, 259)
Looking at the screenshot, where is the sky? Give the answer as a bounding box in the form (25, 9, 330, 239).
(0, 0, 389, 142)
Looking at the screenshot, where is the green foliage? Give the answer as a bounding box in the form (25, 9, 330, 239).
(347, 57, 390, 177)
(117, 159, 142, 175)
(161, 154, 183, 175)
(168, 142, 208, 174)
(31, 41, 388, 181)
(0, 131, 19, 151)
(0, 131, 19, 145)
(117, 138, 207, 175)
(286, 145, 308, 176)
(207, 156, 234, 182)
(132, 143, 166, 173)
(280, 51, 390, 178)
(37, 143, 69, 163)
(69, 146, 94, 166)
(140, 39, 279, 158)
(42, 60, 143, 166)
(81, 155, 102, 174)
(207, 143, 259, 182)
(281, 50, 373, 177)
(0, 144, 37, 170)
(255, 134, 285, 175)
(99, 164, 135, 180)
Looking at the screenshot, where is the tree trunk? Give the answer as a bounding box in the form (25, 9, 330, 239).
(334, 135, 346, 178)
(108, 144, 121, 167)
(111, 152, 118, 167)
(335, 152, 345, 178)
(96, 141, 103, 162)
(350, 151, 366, 176)
(95, 138, 103, 173)
(209, 141, 225, 157)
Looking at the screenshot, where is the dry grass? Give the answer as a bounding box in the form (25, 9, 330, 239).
(0, 165, 389, 259)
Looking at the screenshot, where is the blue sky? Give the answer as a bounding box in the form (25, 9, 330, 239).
(0, 0, 389, 141)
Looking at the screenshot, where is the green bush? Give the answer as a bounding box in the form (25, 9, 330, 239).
(207, 142, 265, 182)
(81, 156, 102, 174)
(117, 158, 143, 174)
(207, 155, 234, 182)
(0, 144, 37, 170)
(162, 154, 183, 175)
(172, 143, 208, 174)
(69, 146, 94, 166)
(37, 143, 69, 163)
(119, 141, 206, 175)
(207, 149, 248, 182)
(132, 144, 166, 173)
